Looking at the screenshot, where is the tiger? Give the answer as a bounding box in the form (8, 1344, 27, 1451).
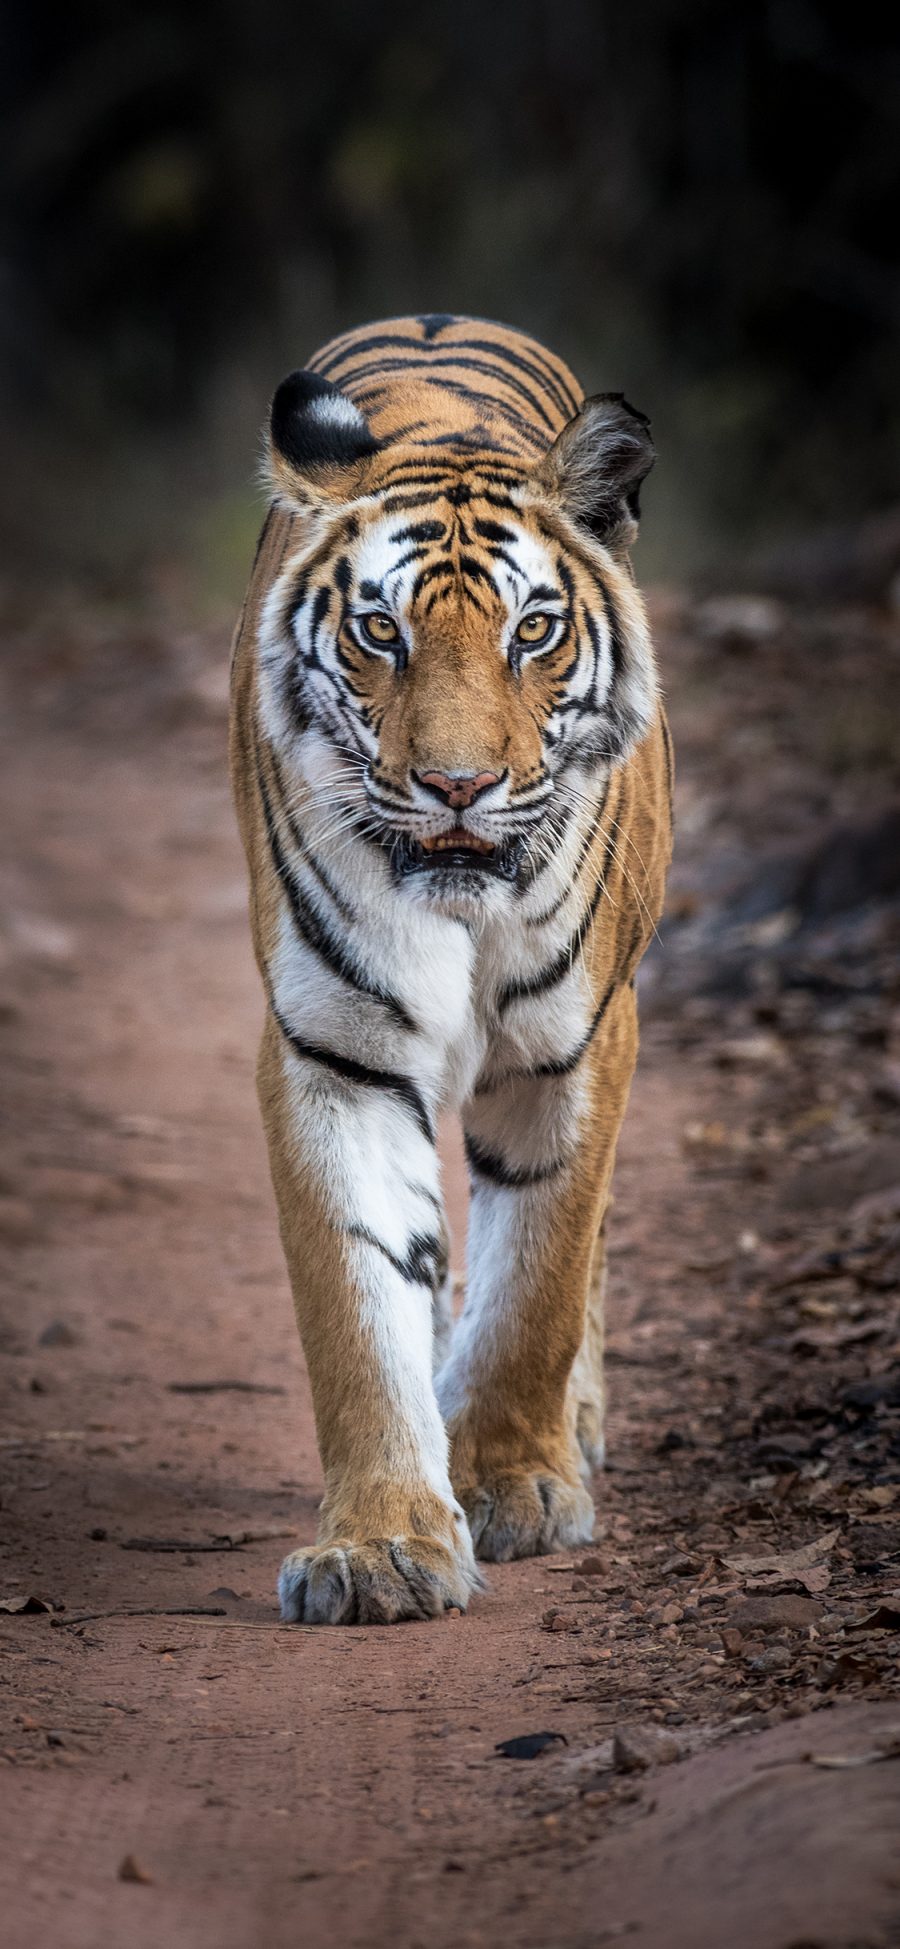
(229, 313, 673, 1625)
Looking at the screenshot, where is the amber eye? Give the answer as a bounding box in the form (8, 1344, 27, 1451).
(515, 612, 554, 646)
(360, 612, 399, 648)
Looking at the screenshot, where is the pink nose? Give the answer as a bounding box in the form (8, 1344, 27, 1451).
(417, 769, 502, 809)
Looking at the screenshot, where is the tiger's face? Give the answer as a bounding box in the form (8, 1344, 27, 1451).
(259, 371, 657, 909)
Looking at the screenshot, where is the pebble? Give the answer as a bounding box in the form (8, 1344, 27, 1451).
(38, 1319, 80, 1348)
(613, 1726, 682, 1773)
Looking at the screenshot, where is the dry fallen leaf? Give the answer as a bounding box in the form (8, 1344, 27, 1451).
(846, 1594, 900, 1632)
(722, 1527, 840, 1594)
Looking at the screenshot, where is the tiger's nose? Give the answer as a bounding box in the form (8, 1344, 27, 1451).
(415, 769, 503, 809)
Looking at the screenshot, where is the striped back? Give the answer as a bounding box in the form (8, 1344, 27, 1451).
(307, 313, 584, 461)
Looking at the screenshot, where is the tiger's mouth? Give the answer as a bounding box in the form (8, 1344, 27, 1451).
(421, 828, 494, 857)
(394, 828, 524, 882)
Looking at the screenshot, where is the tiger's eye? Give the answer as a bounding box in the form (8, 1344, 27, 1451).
(362, 613, 399, 646)
(516, 613, 553, 645)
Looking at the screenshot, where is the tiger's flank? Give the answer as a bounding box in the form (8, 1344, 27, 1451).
(229, 313, 673, 1625)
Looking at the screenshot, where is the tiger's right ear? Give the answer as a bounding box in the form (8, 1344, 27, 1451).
(266, 370, 381, 508)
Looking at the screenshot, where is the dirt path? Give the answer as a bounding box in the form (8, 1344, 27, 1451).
(1, 589, 899, 1948)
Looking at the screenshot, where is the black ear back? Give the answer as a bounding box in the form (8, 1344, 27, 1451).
(270, 369, 380, 478)
(534, 392, 655, 549)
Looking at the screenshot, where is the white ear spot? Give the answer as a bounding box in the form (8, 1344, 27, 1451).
(308, 393, 368, 436)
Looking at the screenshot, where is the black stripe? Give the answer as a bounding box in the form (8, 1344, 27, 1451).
(527, 777, 612, 928)
(619, 912, 647, 985)
(498, 791, 620, 1014)
(473, 518, 517, 545)
(413, 429, 513, 455)
(386, 351, 559, 430)
(477, 972, 621, 1094)
(533, 976, 619, 1078)
(390, 520, 447, 544)
(270, 999, 435, 1142)
(597, 577, 625, 684)
(268, 747, 356, 924)
(258, 765, 418, 1033)
(408, 1180, 444, 1214)
(317, 330, 577, 417)
(344, 1223, 446, 1287)
(661, 712, 675, 813)
(464, 1132, 566, 1188)
(318, 349, 556, 432)
(430, 376, 546, 448)
(444, 335, 578, 416)
(336, 360, 547, 450)
(381, 484, 520, 517)
(418, 313, 456, 339)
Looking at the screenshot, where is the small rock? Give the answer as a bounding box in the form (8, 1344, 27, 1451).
(729, 1594, 822, 1633)
(745, 1645, 792, 1673)
(541, 1607, 580, 1633)
(721, 1627, 745, 1658)
(561, 1738, 615, 1786)
(89, 1527, 108, 1542)
(573, 1555, 605, 1577)
(38, 1320, 79, 1348)
(613, 1726, 682, 1773)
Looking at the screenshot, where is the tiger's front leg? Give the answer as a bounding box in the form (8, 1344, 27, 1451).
(258, 1015, 479, 1623)
(437, 983, 638, 1561)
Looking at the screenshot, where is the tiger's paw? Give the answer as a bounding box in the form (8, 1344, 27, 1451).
(461, 1467, 595, 1563)
(278, 1531, 481, 1626)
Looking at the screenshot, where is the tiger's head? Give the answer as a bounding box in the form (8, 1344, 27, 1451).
(258, 369, 657, 911)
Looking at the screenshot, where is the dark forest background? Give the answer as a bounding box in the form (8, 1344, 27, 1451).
(1, 1, 898, 598)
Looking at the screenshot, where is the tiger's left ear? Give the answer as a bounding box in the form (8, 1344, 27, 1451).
(266, 369, 381, 509)
(532, 393, 655, 553)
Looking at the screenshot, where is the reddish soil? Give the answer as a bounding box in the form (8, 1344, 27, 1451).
(1, 583, 899, 1948)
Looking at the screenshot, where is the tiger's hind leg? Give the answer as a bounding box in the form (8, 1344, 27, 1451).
(431, 1225, 455, 1375)
(568, 1227, 608, 1476)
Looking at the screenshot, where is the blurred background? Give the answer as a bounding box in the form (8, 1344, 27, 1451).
(2, 0, 898, 603)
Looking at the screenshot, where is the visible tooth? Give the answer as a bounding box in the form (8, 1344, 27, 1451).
(420, 830, 495, 857)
